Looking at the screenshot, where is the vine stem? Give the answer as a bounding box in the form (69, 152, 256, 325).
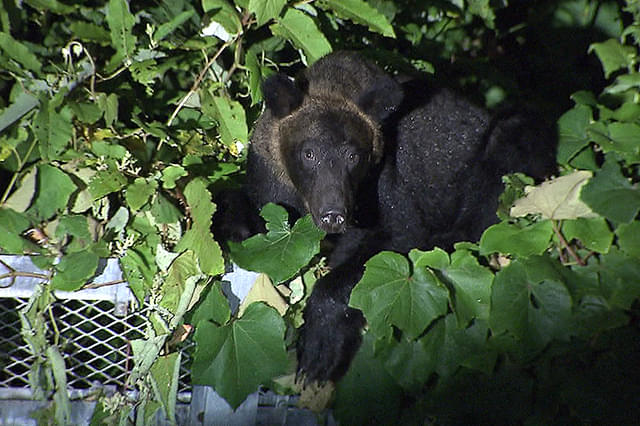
(166, 39, 234, 128)
(552, 220, 586, 266)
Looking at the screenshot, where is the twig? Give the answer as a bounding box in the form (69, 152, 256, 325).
(166, 39, 234, 128)
(82, 279, 126, 290)
(552, 220, 586, 266)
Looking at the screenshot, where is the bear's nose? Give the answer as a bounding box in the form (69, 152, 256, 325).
(320, 210, 346, 233)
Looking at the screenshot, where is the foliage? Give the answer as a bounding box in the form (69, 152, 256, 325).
(0, 0, 639, 424)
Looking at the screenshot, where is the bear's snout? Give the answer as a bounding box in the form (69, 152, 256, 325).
(319, 209, 346, 233)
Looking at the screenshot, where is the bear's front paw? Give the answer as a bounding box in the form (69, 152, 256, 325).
(296, 294, 365, 384)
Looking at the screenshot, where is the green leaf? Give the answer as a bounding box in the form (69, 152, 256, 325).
(69, 101, 102, 124)
(581, 156, 640, 223)
(150, 194, 182, 224)
(97, 93, 119, 127)
(201, 91, 248, 146)
(159, 251, 206, 327)
(90, 140, 127, 159)
(191, 302, 287, 409)
(510, 171, 597, 220)
(121, 246, 156, 304)
(34, 98, 73, 160)
(588, 248, 640, 310)
(29, 165, 76, 221)
(589, 39, 635, 78)
(189, 282, 231, 326)
(562, 217, 613, 254)
(51, 251, 100, 291)
(149, 353, 180, 424)
(88, 169, 128, 200)
(334, 333, 403, 425)
(270, 8, 332, 65)
(125, 178, 158, 211)
(248, 0, 286, 26)
(617, 222, 640, 258)
(479, 220, 553, 257)
(161, 165, 187, 189)
(557, 105, 592, 165)
(175, 179, 224, 276)
(446, 249, 493, 324)
(106, 0, 137, 67)
(0, 32, 42, 74)
(3, 166, 36, 213)
(202, 0, 242, 38)
(154, 10, 196, 43)
(467, 0, 496, 28)
(318, 0, 395, 38)
(490, 257, 573, 353)
(0, 208, 36, 253)
(228, 203, 325, 284)
(602, 122, 640, 164)
(69, 21, 111, 44)
(350, 251, 449, 339)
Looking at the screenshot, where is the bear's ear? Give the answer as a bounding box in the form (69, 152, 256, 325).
(356, 76, 404, 122)
(262, 74, 304, 118)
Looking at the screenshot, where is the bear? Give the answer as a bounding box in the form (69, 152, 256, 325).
(215, 51, 555, 383)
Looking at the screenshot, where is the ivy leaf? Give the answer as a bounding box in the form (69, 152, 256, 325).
(589, 39, 635, 78)
(200, 91, 248, 146)
(581, 156, 640, 223)
(121, 245, 156, 304)
(589, 248, 640, 310)
(228, 203, 325, 284)
(490, 257, 573, 354)
(28, 164, 76, 221)
(350, 251, 449, 340)
(480, 220, 553, 257)
(510, 171, 597, 220)
(50, 251, 100, 291)
(270, 8, 332, 65)
(191, 302, 288, 409)
(248, 0, 286, 26)
(601, 122, 640, 164)
(318, 0, 395, 38)
(175, 179, 224, 276)
(161, 165, 187, 189)
(238, 273, 288, 316)
(0, 208, 37, 254)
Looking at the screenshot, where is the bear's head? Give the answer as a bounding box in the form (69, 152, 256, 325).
(261, 52, 403, 233)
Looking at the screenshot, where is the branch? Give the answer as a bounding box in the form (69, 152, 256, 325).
(552, 220, 586, 266)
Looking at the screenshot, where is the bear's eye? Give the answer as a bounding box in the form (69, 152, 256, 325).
(348, 152, 359, 163)
(303, 149, 315, 161)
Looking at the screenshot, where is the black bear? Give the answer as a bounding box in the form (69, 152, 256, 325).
(217, 51, 555, 383)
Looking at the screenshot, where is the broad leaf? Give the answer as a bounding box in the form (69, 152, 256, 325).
(29, 164, 76, 221)
(557, 105, 592, 165)
(149, 353, 181, 424)
(510, 171, 597, 220)
(249, 0, 286, 26)
(490, 257, 573, 353)
(319, 0, 395, 38)
(589, 39, 635, 78)
(191, 302, 287, 409)
(34, 98, 73, 160)
(0, 32, 42, 74)
(562, 217, 613, 253)
(106, 0, 137, 68)
(581, 156, 640, 223)
(125, 178, 158, 211)
(270, 8, 332, 64)
(480, 220, 553, 257)
(50, 251, 100, 291)
(228, 203, 325, 284)
(350, 251, 448, 339)
(201, 92, 248, 146)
